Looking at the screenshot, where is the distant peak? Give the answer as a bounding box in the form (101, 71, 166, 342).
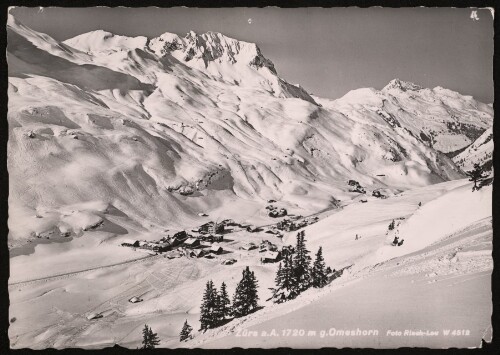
(63, 30, 148, 53)
(383, 78, 422, 92)
(149, 30, 276, 74)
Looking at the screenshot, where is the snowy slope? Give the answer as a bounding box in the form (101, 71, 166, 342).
(453, 127, 493, 173)
(325, 79, 492, 154)
(8, 180, 492, 349)
(185, 183, 492, 349)
(7, 17, 476, 249)
(64, 30, 148, 54)
(6, 15, 493, 350)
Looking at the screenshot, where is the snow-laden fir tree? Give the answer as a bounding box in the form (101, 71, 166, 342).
(216, 282, 231, 324)
(179, 320, 193, 342)
(292, 231, 312, 292)
(466, 163, 489, 191)
(141, 324, 160, 349)
(268, 252, 299, 303)
(232, 266, 259, 317)
(311, 246, 328, 288)
(388, 219, 395, 231)
(200, 280, 218, 330)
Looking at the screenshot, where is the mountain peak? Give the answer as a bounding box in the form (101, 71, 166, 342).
(148, 30, 276, 74)
(383, 78, 423, 92)
(63, 30, 148, 53)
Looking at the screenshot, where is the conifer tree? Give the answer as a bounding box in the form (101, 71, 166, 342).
(179, 320, 193, 342)
(213, 288, 223, 327)
(275, 262, 284, 287)
(269, 253, 299, 303)
(388, 219, 395, 231)
(292, 231, 312, 292)
(232, 266, 259, 317)
(311, 246, 328, 288)
(141, 324, 160, 349)
(218, 282, 231, 322)
(200, 280, 217, 330)
(269, 262, 284, 303)
(466, 163, 488, 191)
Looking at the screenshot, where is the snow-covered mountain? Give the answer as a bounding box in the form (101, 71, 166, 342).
(7, 15, 493, 246)
(7, 15, 493, 350)
(452, 127, 493, 173)
(329, 78, 492, 154)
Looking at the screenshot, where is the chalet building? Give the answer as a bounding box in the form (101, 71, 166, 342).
(173, 231, 188, 239)
(86, 313, 102, 320)
(260, 240, 271, 251)
(184, 238, 200, 248)
(260, 240, 278, 252)
(240, 243, 257, 251)
(152, 242, 171, 253)
(170, 231, 188, 246)
(213, 234, 223, 242)
(143, 242, 160, 251)
(276, 220, 297, 232)
(221, 219, 236, 226)
(189, 249, 205, 258)
(269, 208, 288, 218)
(198, 221, 224, 234)
(210, 244, 223, 254)
(198, 222, 211, 234)
(261, 251, 281, 263)
(210, 222, 224, 234)
(221, 258, 237, 265)
(121, 239, 139, 247)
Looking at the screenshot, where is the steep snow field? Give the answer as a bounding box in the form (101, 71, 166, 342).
(7, 14, 493, 349)
(8, 14, 488, 253)
(188, 183, 492, 349)
(453, 127, 493, 173)
(8, 181, 492, 349)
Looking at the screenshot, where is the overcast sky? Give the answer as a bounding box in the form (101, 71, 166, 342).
(9, 7, 494, 103)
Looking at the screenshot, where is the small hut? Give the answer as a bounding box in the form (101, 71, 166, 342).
(121, 239, 139, 247)
(189, 249, 205, 258)
(184, 238, 200, 248)
(128, 296, 143, 303)
(86, 313, 103, 320)
(262, 251, 281, 263)
(210, 244, 223, 254)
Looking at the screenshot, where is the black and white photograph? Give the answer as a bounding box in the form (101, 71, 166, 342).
(6, 6, 494, 349)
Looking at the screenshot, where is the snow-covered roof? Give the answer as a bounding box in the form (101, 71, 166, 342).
(120, 239, 138, 245)
(263, 251, 279, 259)
(156, 242, 171, 247)
(86, 313, 102, 320)
(210, 244, 223, 251)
